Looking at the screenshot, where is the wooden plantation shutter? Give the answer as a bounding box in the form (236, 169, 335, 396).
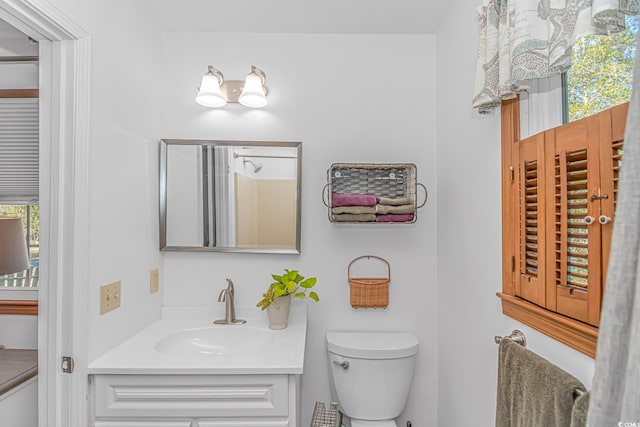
(599, 104, 628, 289)
(499, 101, 628, 357)
(547, 118, 602, 326)
(516, 133, 546, 307)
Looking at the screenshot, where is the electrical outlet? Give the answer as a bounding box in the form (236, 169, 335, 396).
(150, 269, 159, 294)
(100, 281, 121, 315)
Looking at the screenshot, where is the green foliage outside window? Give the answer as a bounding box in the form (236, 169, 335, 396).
(567, 15, 639, 122)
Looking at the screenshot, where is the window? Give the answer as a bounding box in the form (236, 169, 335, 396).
(499, 99, 627, 358)
(0, 203, 39, 288)
(564, 15, 639, 122)
(0, 91, 39, 314)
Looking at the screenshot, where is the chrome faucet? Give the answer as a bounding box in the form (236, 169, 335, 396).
(214, 278, 246, 325)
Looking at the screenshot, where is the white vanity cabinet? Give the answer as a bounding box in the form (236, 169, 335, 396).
(90, 373, 300, 427)
(88, 307, 307, 427)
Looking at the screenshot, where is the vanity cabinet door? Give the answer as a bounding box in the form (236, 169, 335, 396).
(95, 420, 289, 427)
(198, 421, 289, 427)
(95, 422, 192, 427)
(94, 374, 289, 419)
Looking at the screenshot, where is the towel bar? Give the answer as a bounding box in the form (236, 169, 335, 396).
(494, 330, 526, 347)
(494, 330, 587, 398)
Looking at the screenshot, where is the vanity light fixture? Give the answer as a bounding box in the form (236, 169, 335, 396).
(238, 66, 268, 108)
(195, 66, 226, 108)
(195, 65, 268, 108)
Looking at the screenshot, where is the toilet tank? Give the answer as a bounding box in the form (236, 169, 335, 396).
(326, 331, 419, 421)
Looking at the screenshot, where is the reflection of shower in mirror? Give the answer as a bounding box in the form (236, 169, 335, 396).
(243, 159, 262, 173)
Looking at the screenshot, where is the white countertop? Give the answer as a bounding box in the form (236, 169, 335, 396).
(88, 305, 307, 375)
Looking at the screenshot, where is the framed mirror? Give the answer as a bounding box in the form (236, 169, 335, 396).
(160, 139, 301, 253)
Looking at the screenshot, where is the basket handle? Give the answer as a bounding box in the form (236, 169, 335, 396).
(322, 184, 330, 208)
(417, 183, 428, 208)
(348, 255, 391, 282)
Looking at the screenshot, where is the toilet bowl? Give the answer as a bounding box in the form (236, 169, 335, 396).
(326, 331, 419, 427)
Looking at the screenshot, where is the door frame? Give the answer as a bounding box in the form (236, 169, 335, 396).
(0, 1, 90, 425)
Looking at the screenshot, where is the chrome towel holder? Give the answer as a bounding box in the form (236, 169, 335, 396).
(494, 330, 526, 347)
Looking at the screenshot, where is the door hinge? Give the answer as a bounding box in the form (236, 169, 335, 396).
(62, 356, 74, 374)
(509, 166, 514, 184)
(511, 256, 515, 272)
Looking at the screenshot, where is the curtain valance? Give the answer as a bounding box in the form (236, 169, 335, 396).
(473, 0, 640, 113)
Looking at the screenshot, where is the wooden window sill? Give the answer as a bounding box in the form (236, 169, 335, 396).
(497, 292, 598, 358)
(0, 300, 38, 315)
(0, 89, 39, 98)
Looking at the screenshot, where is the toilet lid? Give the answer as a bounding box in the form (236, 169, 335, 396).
(326, 331, 418, 359)
(350, 419, 397, 427)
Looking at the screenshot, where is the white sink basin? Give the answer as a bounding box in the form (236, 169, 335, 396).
(155, 326, 271, 356)
(88, 306, 307, 375)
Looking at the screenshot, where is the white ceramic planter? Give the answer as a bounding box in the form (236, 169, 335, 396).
(266, 295, 291, 330)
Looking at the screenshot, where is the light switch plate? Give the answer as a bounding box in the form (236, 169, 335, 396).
(100, 281, 121, 315)
(150, 269, 159, 294)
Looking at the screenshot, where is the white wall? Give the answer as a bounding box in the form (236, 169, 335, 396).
(46, 0, 164, 361)
(161, 33, 438, 426)
(0, 315, 37, 349)
(435, 1, 595, 426)
(0, 378, 37, 427)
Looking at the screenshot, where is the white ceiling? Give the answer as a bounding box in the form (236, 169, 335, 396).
(136, 0, 452, 34)
(1, 1, 451, 55)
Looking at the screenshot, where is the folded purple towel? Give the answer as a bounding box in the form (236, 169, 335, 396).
(375, 213, 415, 223)
(332, 193, 379, 207)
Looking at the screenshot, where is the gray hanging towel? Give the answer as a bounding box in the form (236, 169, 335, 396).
(496, 339, 586, 427)
(570, 391, 590, 427)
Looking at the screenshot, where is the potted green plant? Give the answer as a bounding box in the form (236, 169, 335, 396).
(256, 269, 319, 329)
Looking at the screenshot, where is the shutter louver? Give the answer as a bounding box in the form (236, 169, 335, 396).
(555, 149, 589, 291)
(0, 99, 39, 199)
(612, 139, 623, 212)
(523, 160, 539, 277)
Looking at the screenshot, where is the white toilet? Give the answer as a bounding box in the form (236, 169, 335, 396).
(326, 331, 419, 427)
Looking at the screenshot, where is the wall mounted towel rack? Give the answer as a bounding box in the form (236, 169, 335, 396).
(494, 330, 526, 347)
(494, 329, 586, 397)
(322, 163, 427, 224)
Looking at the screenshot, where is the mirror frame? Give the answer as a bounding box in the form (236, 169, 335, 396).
(159, 139, 302, 254)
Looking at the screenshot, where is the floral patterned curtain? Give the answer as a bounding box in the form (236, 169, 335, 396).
(473, 0, 640, 113)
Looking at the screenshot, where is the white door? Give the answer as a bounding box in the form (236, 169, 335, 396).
(0, 2, 90, 426)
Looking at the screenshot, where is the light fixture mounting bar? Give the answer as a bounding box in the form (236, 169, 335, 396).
(220, 80, 244, 103)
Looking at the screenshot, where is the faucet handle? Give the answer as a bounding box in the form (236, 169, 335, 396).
(214, 278, 246, 325)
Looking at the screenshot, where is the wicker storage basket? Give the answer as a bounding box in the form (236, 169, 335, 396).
(348, 255, 391, 309)
(327, 163, 419, 224)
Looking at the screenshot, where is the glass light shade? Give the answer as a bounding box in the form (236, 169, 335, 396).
(196, 72, 226, 108)
(0, 217, 29, 276)
(238, 72, 268, 108)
